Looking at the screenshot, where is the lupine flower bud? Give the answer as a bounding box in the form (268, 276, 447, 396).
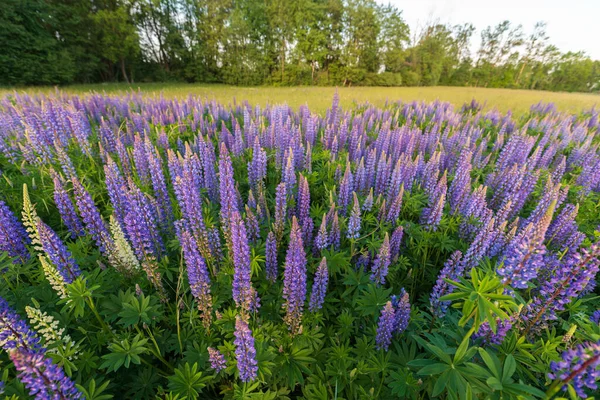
(314, 214, 329, 252)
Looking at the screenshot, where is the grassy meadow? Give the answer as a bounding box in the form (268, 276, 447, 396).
(3, 84, 598, 115)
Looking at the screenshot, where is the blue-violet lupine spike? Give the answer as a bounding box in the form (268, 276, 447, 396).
(370, 233, 391, 285)
(37, 220, 81, 284)
(0, 297, 41, 352)
(234, 316, 258, 382)
(52, 173, 84, 238)
(548, 340, 600, 398)
(346, 192, 361, 239)
(230, 211, 255, 311)
(282, 216, 307, 335)
(265, 231, 278, 282)
(309, 257, 329, 312)
(391, 288, 410, 334)
(375, 301, 395, 351)
(0, 200, 30, 261)
(11, 349, 82, 399)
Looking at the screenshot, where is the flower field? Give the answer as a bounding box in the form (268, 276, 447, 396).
(0, 91, 599, 399)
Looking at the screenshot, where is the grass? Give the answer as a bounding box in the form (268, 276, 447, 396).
(3, 83, 598, 115)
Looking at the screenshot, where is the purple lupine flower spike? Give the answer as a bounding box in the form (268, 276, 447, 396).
(430, 250, 464, 318)
(391, 288, 410, 334)
(314, 214, 329, 251)
(175, 221, 212, 328)
(208, 347, 227, 373)
(591, 310, 600, 325)
(52, 173, 85, 238)
(309, 257, 329, 312)
(346, 192, 361, 239)
(389, 226, 404, 261)
(11, 349, 82, 400)
(234, 316, 258, 382)
(274, 182, 287, 243)
(282, 216, 307, 335)
(37, 220, 81, 284)
(375, 301, 395, 350)
(330, 212, 340, 250)
(370, 233, 391, 285)
(0, 297, 41, 352)
(230, 211, 256, 311)
(72, 177, 113, 256)
(0, 200, 30, 262)
(265, 231, 278, 282)
(548, 340, 600, 398)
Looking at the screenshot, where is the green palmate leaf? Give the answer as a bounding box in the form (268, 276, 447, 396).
(440, 269, 517, 331)
(100, 335, 149, 372)
(76, 379, 113, 400)
(167, 362, 210, 399)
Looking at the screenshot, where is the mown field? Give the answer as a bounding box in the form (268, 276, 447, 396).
(3, 84, 598, 115)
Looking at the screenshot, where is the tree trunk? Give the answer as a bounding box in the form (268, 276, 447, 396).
(120, 58, 130, 84)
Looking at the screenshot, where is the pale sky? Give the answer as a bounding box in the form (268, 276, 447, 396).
(379, 0, 600, 59)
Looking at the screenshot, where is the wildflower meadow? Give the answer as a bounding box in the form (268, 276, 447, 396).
(0, 91, 599, 399)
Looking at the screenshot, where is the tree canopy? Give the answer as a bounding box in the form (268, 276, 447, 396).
(1, 0, 599, 92)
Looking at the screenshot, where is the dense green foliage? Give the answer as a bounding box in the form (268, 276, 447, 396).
(1, 0, 599, 91)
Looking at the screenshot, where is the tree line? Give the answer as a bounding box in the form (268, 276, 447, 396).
(1, 0, 599, 92)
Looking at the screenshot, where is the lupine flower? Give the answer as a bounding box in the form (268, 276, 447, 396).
(297, 176, 313, 242)
(375, 301, 395, 350)
(309, 258, 328, 312)
(274, 182, 287, 243)
(245, 206, 260, 243)
(386, 185, 404, 223)
(11, 349, 82, 399)
(314, 214, 329, 251)
(521, 242, 600, 335)
(0, 297, 41, 352)
(362, 188, 374, 211)
(208, 347, 227, 373)
(52, 174, 84, 238)
(370, 233, 391, 285)
(330, 212, 340, 250)
(72, 178, 113, 256)
(37, 220, 80, 284)
(0, 199, 29, 261)
(145, 139, 174, 230)
(389, 225, 404, 261)
(548, 340, 600, 398)
(391, 288, 410, 334)
(282, 150, 296, 195)
(473, 318, 513, 346)
(219, 143, 238, 237)
(234, 316, 258, 382)
(346, 192, 361, 239)
(230, 211, 255, 311)
(430, 251, 464, 318)
(265, 231, 278, 282)
(282, 217, 307, 335)
(338, 162, 354, 215)
(590, 310, 600, 324)
(175, 221, 212, 328)
(248, 137, 267, 189)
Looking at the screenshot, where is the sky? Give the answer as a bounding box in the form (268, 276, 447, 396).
(379, 0, 600, 59)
